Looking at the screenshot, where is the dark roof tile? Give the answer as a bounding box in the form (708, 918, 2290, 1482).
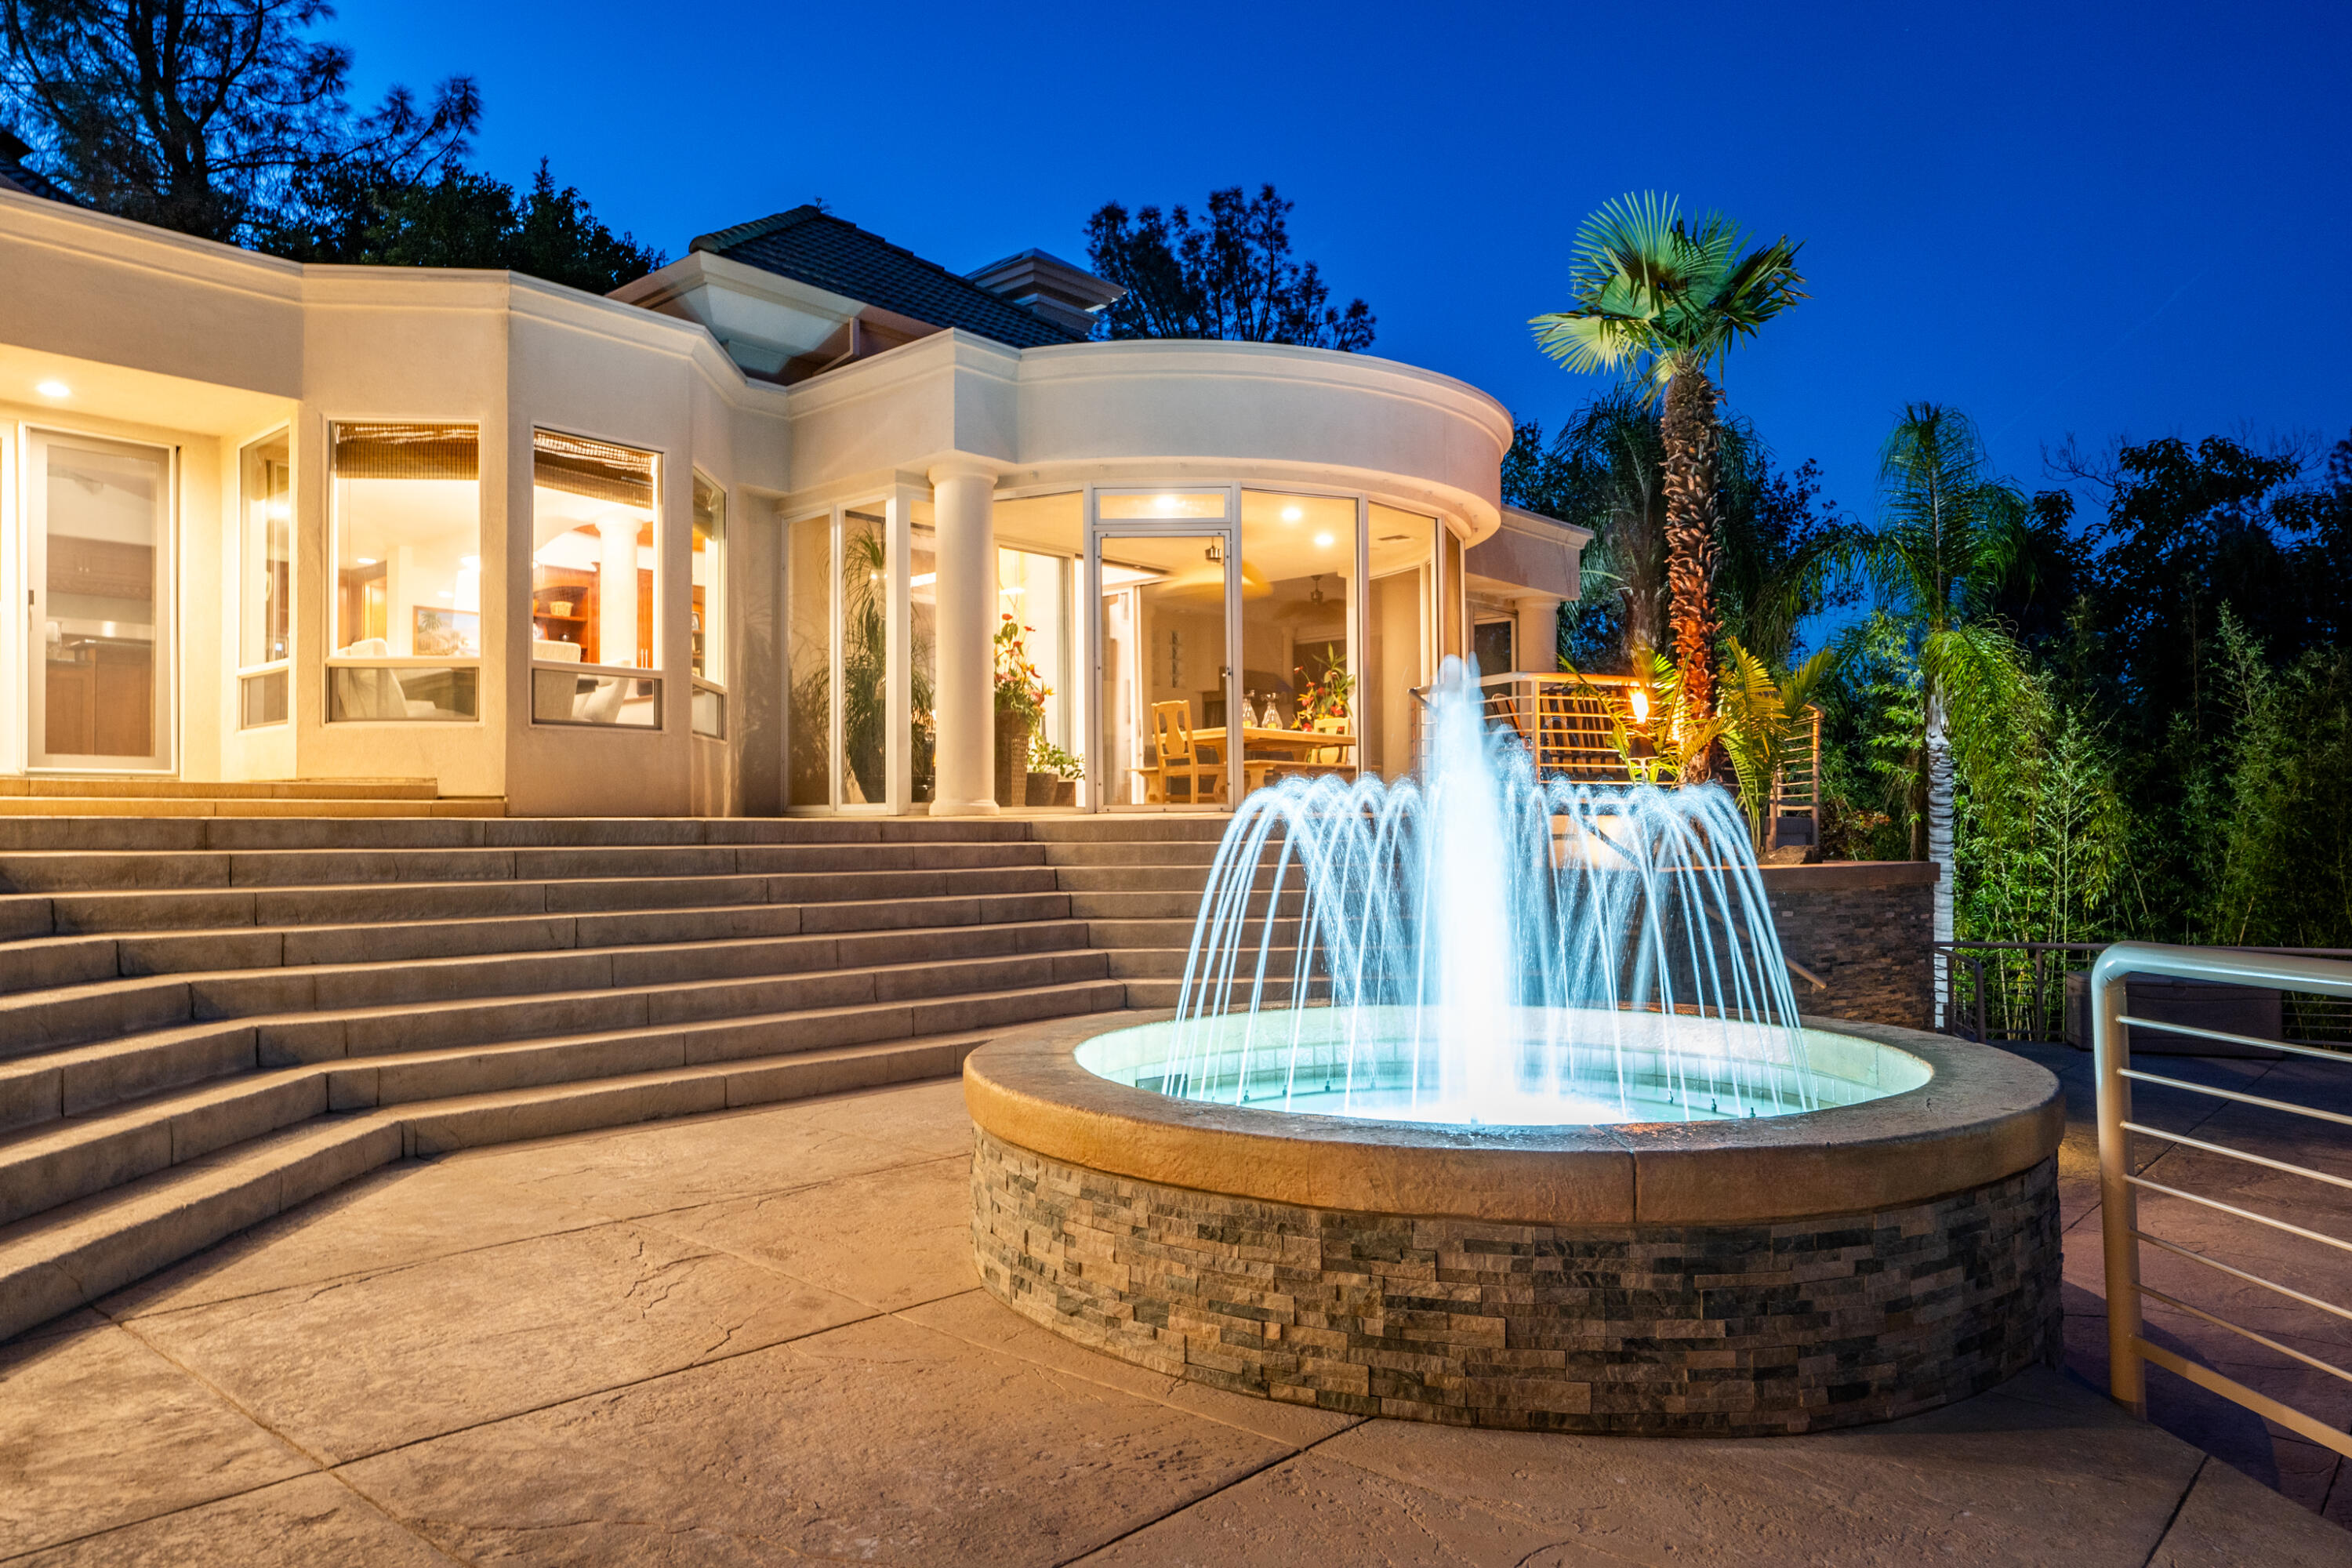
(691, 206, 1080, 350)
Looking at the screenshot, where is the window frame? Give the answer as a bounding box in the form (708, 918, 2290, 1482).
(526, 425, 666, 732)
(322, 417, 485, 727)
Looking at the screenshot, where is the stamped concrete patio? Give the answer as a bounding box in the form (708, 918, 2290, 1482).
(5, 1046, 2351, 1566)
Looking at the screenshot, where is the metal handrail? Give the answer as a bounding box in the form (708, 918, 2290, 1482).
(2092, 942, 2352, 1457)
(1939, 939, 2352, 1048)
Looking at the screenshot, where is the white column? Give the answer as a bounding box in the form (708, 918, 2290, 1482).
(928, 461, 997, 816)
(1514, 595, 1564, 673)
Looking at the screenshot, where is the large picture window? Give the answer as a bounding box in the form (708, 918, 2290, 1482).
(327, 422, 481, 721)
(530, 430, 661, 728)
(691, 473, 725, 737)
(237, 430, 292, 727)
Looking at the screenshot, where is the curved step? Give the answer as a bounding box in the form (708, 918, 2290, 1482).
(0, 1018, 1084, 1342)
(0, 976, 1124, 1225)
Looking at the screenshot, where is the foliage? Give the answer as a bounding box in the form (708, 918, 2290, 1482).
(264, 158, 661, 292)
(1504, 395, 1849, 674)
(1031, 739, 1083, 782)
(1083, 183, 1373, 350)
(1590, 643, 1722, 787)
(1715, 642, 1837, 851)
(993, 615, 1049, 724)
(0, 0, 475, 244)
(840, 523, 889, 804)
(1530, 192, 1805, 730)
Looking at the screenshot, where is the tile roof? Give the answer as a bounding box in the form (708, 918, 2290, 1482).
(0, 130, 74, 205)
(691, 206, 1083, 350)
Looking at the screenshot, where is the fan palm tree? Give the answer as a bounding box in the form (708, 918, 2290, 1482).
(1531, 193, 1805, 775)
(1843, 405, 2042, 1015)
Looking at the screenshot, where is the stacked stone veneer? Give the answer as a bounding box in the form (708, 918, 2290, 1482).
(1763, 862, 1937, 1029)
(972, 1130, 2058, 1435)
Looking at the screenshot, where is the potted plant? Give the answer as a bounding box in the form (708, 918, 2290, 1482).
(993, 615, 1050, 806)
(1032, 739, 1083, 807)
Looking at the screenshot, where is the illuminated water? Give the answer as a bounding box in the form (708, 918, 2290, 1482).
(1084, 656, 1896, 1127)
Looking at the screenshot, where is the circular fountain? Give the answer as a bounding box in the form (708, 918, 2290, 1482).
(966, 661, 2061, 1435)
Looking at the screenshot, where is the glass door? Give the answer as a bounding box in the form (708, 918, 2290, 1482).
(26, 430, 173, 771)
(1090, 528, 1236, 809)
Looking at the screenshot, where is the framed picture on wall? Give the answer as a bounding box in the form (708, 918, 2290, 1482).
(413, 607, 480, 658)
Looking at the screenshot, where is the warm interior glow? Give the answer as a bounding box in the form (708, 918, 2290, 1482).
(1281, 506, 1302, 521)
(34, 379, 69, 398)
(1313, 532, 1336, 548)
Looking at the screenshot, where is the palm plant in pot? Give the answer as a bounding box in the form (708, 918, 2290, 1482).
(993, 615, 1050, 806)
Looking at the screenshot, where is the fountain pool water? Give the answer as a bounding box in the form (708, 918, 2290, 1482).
(1079, 655, 1904, 1127)
(964, 654, 2063, 1435)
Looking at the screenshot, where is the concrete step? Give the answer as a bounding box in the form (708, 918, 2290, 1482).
(0, 777, 441, 800)
(1082, 917, 1304, 950)
(1026, 817, 1233, 843)
(1120, 977, 1319, 1009)
(0, 865, 1062, 938)
(0, 921, 1099, 1060)
(1102, 947, 1309, 979)
(0, 888, 1075, 994)
(0, 978, 1123, 1228)
(1069, 890, 1305, 920)
(1039, 841, 1225, 867)
(0, 839, 1047, 894)
(0, 797, 507, 819)
(0, 815, 1040, 852)
(0, 1010, 1139, 1342)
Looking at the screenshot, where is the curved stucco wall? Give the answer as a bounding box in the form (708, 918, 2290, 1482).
(783, 333, 1514, 539)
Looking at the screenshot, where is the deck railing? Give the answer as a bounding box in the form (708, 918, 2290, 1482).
(2091, 942, 2352, 1456)
(1418, 672, 1823, 848)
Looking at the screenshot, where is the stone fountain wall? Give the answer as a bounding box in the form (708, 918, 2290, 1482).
(972, 1131, 2059, 1436)
(1760, 862, 1938, 1029)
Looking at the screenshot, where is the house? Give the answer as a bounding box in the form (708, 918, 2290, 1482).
(0, 188, 1588, 816)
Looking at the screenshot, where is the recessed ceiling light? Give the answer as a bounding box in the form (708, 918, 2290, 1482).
(1313, 532, 1336, 548)
(35, 380, 69, 398)
(1281, 506, 1302, 521)
(355, 557, 378, 565)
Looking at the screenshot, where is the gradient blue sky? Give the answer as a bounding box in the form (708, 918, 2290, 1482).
(336, 0, 2349, 528)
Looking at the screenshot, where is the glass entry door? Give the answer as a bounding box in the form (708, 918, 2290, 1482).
(1091, 528, 1236, 809)
(26, 430, 173, 771)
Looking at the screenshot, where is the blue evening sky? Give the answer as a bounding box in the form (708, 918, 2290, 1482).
(336, 0, 2349, 547)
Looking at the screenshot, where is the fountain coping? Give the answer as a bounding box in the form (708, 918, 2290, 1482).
(962, 1011, 2062, 1226)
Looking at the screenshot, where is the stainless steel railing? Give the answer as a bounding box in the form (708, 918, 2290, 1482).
(2092, 942, 2352, 1456)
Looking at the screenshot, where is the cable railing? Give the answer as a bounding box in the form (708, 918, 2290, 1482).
(2091, 942, 2352, 1457)
(1940, 940, 2352, 1051)
(1406, 672, 1824, 849)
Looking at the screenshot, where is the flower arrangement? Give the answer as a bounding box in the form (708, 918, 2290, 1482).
(1292, 660, 1354, 725)
(993, 615, 1051, 721)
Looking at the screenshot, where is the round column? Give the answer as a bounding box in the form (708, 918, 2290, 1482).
(929, 462, 999, 816)
(1513, 595, 1564, 673)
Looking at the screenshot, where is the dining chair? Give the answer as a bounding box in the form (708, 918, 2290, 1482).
(1149, 699, 1225, 805)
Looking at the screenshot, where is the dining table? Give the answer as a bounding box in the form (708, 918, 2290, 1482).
(1186, 725, 1358, 795)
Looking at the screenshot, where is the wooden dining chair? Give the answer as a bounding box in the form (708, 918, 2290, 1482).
(1149, 699, 1224, 804)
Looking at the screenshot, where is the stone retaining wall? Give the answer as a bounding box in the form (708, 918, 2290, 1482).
(972, 1129, 2059, 1436)
(1761, 862, 1937, 1028)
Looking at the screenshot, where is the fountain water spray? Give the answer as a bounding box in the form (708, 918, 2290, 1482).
(1145, 656, 1841, 1126)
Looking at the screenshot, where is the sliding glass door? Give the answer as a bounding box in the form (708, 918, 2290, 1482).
(25, 430, 172, 771)
(1090, 518, 1236, 810)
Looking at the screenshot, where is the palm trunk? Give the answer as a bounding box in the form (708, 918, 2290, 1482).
(1659, 364, 1721, 782)
(1926, 689, 1954, 1028)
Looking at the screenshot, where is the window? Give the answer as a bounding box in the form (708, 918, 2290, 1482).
(1364, 504, 1439, 779)
(327, 422, 480, 721)
(528, 431, 662, 728)
(238, 430, 291, 728)
(1472, 619, 1515, 676)
(786, 511, 832, 805)
(691, 474, 724, 736)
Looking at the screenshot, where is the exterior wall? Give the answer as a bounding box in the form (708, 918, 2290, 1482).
(0, 190, 1550, 814)
(973, 1128, 2060, 1435)
(1762, 862, 1940, 1028)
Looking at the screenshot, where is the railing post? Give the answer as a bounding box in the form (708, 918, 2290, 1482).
(2091, 945, 2146, 1417)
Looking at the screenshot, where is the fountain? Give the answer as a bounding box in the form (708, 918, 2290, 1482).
(966, 659, 2062, 1434)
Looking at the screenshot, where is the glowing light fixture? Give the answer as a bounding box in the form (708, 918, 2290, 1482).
(1313, 532, 1335, 548)
(34, 379, 68, 398)
(910, 572, 937, 587)
(1629, 687, 1650, 723)
(1281, 506, 1302, 521)
(356, 557, 379, 566)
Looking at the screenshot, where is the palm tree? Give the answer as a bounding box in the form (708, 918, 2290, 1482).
(1531, 193, 1804, 775)
(1845, 405, 2042, 1017)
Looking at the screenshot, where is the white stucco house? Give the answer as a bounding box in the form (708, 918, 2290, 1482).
(0, 186, 1586, 817)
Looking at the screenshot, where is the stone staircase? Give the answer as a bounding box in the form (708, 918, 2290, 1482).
(0, 777, 502, 818)
(0, 811, 1256, 1340)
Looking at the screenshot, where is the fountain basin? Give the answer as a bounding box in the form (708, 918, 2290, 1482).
(965, 1010, 2063, 1436)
